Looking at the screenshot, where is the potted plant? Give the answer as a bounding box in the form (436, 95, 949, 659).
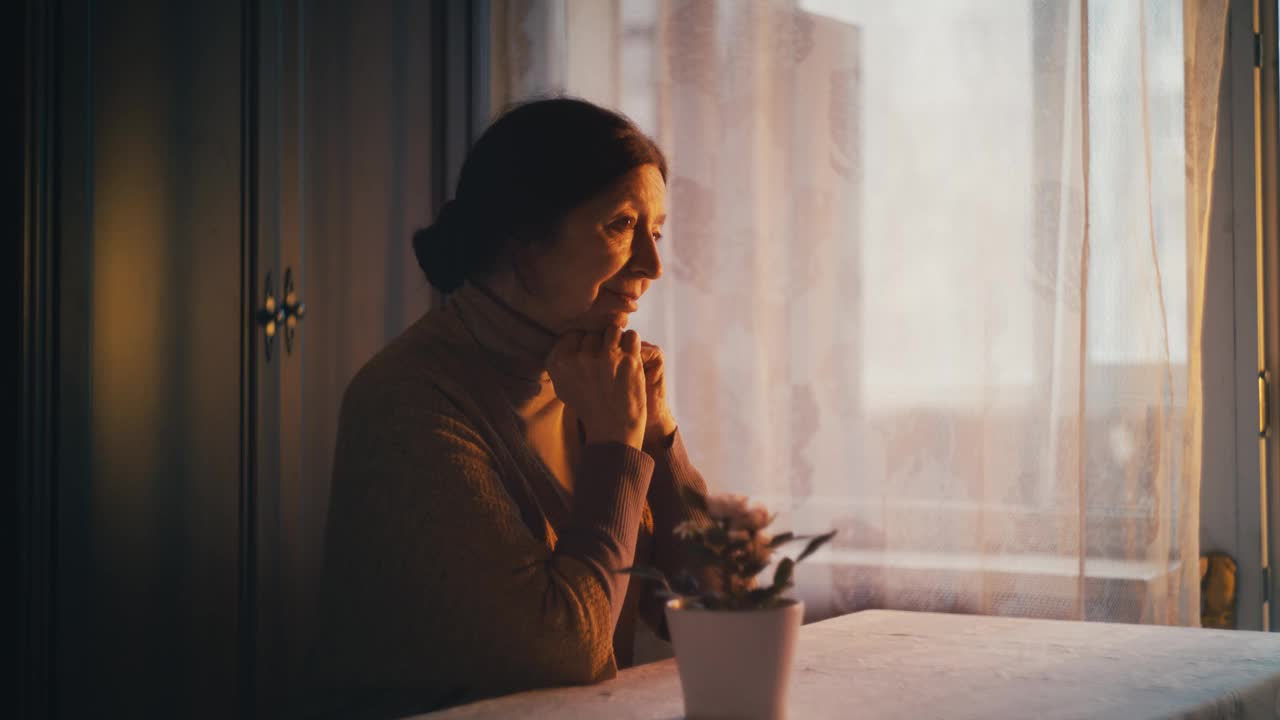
(620, 490, 836, 720)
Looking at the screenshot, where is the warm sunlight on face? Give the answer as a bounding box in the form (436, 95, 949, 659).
(523, 164, 666, 333)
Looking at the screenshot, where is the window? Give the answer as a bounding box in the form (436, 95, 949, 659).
(492, 0, 1243, 625)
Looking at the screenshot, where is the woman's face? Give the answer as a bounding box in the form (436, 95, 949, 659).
(517, 164, 666, 333)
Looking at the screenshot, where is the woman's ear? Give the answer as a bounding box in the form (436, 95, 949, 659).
(505, 239, 541, 298)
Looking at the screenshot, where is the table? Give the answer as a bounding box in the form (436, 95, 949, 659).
(418, 609, 1280, 719)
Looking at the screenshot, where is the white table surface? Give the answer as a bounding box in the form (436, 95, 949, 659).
(417, 609, 1280, 720)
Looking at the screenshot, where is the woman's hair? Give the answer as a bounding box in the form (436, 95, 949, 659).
(412, 97, 668, 293)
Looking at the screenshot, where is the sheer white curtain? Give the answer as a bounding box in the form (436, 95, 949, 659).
(490, 0, 1228, 626)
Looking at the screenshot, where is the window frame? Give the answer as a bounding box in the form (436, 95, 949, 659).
(1200, 0, 1278, 633)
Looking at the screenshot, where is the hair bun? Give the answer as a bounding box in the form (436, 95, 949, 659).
(412, 200, 470, 293)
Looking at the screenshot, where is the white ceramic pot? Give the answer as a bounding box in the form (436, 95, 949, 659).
(664, 598, 804, 720)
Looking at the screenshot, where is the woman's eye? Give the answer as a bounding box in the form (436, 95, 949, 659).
(610, 216, 636, 233)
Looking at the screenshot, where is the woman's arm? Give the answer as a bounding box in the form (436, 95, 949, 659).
(636, 429, 720, 640)
(316, 385, 653, 707)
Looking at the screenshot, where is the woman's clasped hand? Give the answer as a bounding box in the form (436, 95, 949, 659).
(547, 326, 648, 450)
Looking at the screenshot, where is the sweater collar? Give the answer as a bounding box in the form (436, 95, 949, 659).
(448, 281, 557, 383)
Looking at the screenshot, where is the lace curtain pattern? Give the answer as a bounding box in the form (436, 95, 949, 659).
(490, 0, 1228, 626)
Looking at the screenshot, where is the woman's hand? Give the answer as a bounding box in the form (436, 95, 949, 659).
(548, 326, 647, 450)
(639, 342, 678, 447)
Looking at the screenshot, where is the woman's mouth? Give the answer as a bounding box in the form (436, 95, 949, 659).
(601, 288, 640, 312)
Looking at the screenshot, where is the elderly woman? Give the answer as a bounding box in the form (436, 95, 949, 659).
(309, 98, 715, 718)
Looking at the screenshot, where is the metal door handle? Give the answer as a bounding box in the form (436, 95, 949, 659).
(281, 267, 306, 355)
(255, 271, 285, 360)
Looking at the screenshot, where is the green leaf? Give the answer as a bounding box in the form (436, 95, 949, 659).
(700, 592, 726, 610)
(746, 584, 787, 607)
(680, 486, 709, 514)
(795, 530, 837, 563)
(704, 526, 729, 547)
(772, 557, 795, 589)
(651, 588, 683, 601)
(617, 565, 671, 589)
(767, 532, 796, 548)
(671, 571, 702, 595)
(685, 542, 722, 567)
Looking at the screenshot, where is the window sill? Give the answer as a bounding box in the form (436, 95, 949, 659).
(794, 550, 1184, 624)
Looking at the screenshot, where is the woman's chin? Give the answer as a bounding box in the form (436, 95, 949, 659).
(566, 310, 629, 333)
(591, 311, 630, 331)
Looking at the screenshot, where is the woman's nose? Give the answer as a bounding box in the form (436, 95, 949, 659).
(630, 229, 663, 280)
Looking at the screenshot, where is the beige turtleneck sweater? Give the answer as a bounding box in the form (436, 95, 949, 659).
(307, 282, 713, 718)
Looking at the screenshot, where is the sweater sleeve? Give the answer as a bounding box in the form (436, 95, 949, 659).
(314, 384, 653, 711)
(637, 429, 721, 640)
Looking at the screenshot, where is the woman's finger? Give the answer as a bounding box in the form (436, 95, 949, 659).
(640, 341, 662, 368)
(620, 329, 641, 357)
(603, 325, 623, 351)
(549, 331, 582, 366)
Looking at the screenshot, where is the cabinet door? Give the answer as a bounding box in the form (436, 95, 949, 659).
(53, 1, 247, 717)
(251, 1, 439, 714)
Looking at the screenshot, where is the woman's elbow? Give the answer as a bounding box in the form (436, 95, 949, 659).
(498, 625, 617, 689)
(530, 607, 617, 684)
